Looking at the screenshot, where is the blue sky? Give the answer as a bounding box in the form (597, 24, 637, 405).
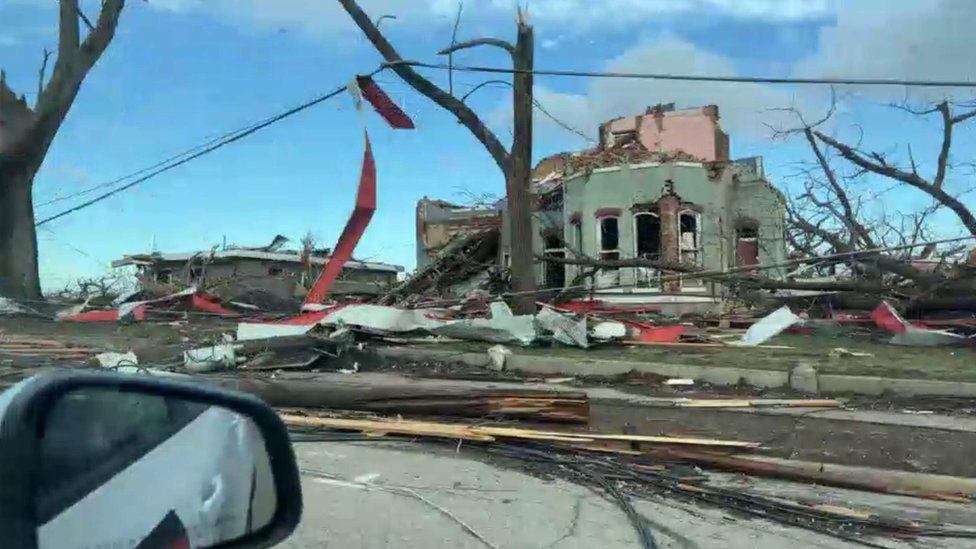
(2, 0, 974, 291)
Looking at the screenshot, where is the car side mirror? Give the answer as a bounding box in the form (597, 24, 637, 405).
(0, 371, 303, 549)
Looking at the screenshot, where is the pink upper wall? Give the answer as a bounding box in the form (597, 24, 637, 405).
(601, 105, 730, 162)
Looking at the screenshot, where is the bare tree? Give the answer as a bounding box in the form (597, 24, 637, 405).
(0, 0, 127, 300)
(773, 96, 976, 291)
(336, 0, 538, 314)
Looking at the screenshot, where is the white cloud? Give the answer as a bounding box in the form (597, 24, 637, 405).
(513, 36, 798, 145)
(139, 0, 832, 38)
(794, 0, 976, 101)
(512, 0, 976, 147)
(489, 0, 831, 28)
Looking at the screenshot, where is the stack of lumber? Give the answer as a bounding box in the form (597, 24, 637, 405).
(0, 335, 95, 361)
(280, 412, 756, 448)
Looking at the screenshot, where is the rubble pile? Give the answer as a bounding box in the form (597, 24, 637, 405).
(379, 229, 502, 308)
(563, 139, 705, 176)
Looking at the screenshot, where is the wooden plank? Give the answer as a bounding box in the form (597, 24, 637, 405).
(278, 413, 759, 448)
(280, 415, 581, 442)
(623, 341, 794, 350)
(678, 399, 841, 408)
(519, 429, 760, 448)
(0, 344, 98, 355)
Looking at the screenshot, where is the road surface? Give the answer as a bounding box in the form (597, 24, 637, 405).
(279, 440, 976, 548)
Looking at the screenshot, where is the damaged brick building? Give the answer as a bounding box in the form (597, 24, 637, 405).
(114, 237, 403, 304)
(415, 104, 787, 310)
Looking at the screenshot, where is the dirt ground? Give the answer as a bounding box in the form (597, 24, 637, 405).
(5, 315, 976, 478)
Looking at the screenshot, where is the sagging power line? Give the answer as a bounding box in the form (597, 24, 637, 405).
(35, 69, 383, 227)
(36, 120, 268, 208)
(35, 56, 976, 228)
(394, 61, 976, 88)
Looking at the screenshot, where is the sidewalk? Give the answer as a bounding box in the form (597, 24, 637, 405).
(377, 338, 976, 398)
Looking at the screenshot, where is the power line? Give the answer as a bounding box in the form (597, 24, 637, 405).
(396, 61, 976, 88)
(36, 119, 267, 208)
(36, 68, 383, 227)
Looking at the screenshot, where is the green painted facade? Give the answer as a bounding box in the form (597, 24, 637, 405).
(502, 158, 787, 292)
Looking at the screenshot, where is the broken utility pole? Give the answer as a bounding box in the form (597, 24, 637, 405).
(337, 0, 538, 314)
(507, 14, 537, 315)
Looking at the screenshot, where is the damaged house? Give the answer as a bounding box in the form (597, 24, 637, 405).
(416, 103, 787, 311)
(415, 198, 503, 269)
(113, 236, 404, 304)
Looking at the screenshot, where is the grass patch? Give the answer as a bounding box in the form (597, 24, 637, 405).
(412, 333, 976, 382)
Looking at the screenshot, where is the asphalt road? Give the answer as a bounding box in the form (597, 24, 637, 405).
(277, 440, 976, 549)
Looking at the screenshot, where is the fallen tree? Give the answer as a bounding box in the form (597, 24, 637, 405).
(210, 372, 589, 423)
(776, 97, 976, 296)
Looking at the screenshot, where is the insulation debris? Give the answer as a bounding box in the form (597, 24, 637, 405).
(237, 323, 314, 341)
(430, 302, 536, 345)
(486, 344, 511, 371)
(321, 304, 446, 333)
(0, 297, 24, 315)
(591, 320, 627, 341)
(96, 351, 139, 368)
(184, 344, 241, 373)
(734, 305, 802, 346)
(536, 306, 588, 347)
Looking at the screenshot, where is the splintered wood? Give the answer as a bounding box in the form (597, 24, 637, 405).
(278, 413, 761, 449)
(0, 334, 94, 360)
(217, 374, 590, 423)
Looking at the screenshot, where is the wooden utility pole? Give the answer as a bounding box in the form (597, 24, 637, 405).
(338, 0, 538, 314)
(507, 16, 537, 314)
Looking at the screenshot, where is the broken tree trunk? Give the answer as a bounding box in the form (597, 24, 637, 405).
(0, 168, 41, 299)
(0, 0, 127, 299)
(337, 0, 538, 314)
(210, 372, 589, 423)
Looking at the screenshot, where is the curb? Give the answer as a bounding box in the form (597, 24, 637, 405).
(376, 346, 976, 398)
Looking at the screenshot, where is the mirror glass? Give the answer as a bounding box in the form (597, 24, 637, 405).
(34, 387, 278, 549)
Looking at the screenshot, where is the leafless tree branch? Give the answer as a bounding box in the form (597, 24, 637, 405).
(37, 48, 51, 101)
(438, 37, 515, 57)
(58, 0, 80, 61)
(814, 129, 976, 237)
(337, 0, 511, 176)
(460, 79, 509, 102)
(448, 2, 463, 95)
